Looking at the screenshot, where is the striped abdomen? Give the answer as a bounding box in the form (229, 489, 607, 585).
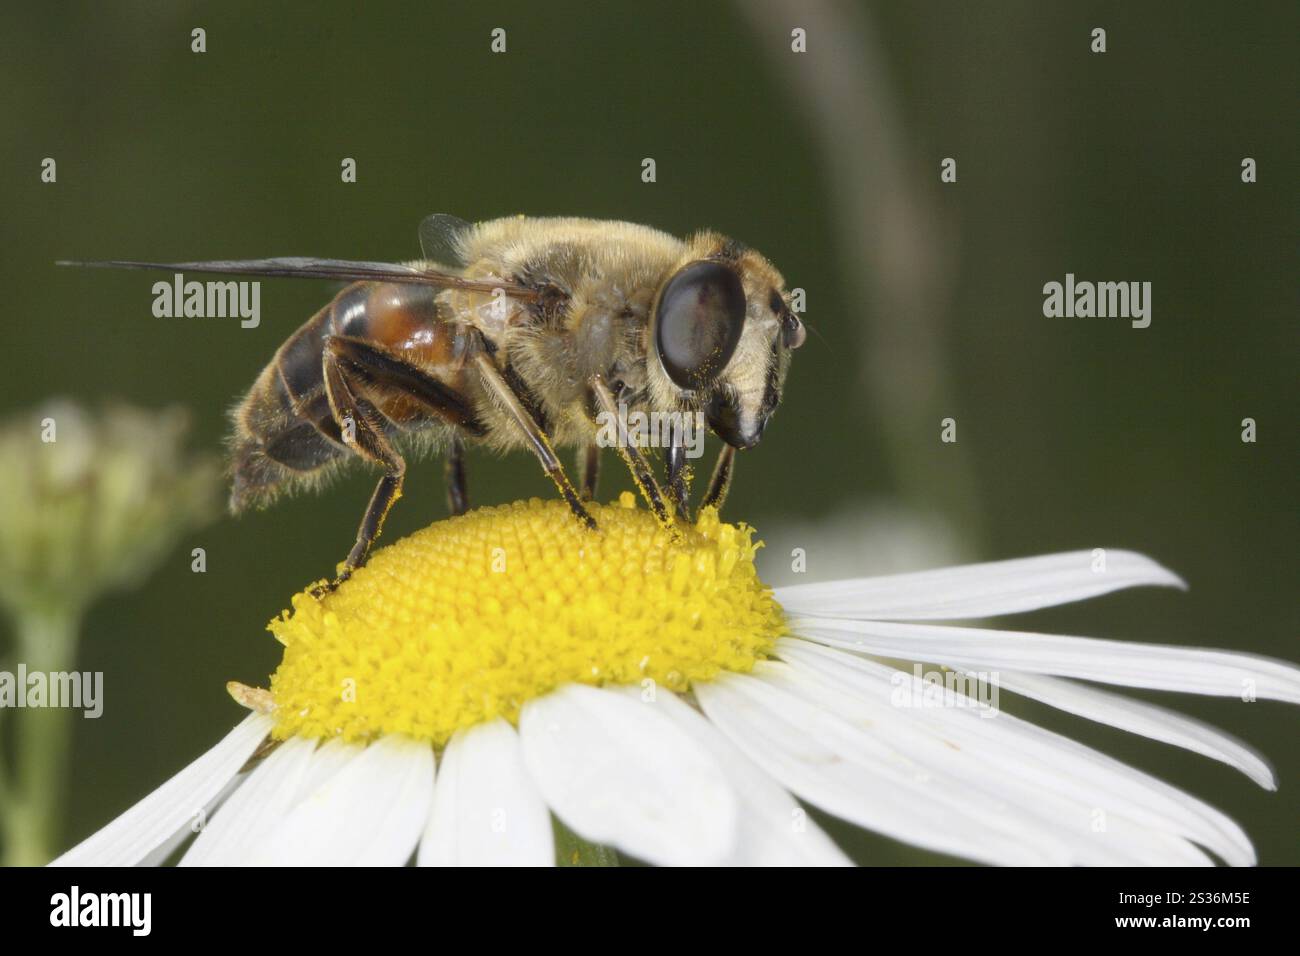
(229, 281, 477, 511)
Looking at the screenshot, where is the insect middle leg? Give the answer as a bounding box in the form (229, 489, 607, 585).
(445, 435, 469, 516)
(578, 443, 600, 502)
(588, 374, 672, 526)
(472, 352, 597, 529)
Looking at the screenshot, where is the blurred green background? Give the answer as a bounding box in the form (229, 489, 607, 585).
(1, 0, 1295, 864)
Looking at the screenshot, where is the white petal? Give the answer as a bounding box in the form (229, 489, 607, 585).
(776, 549, 1184, 621)
(792, 617, 1300, 703)
(638, 688, 850, 866)
(519, 684, 738, 866)
(179, 736, 317, 866)
(696, 668, 1066, 866)
(291, 736, 364, 800)
(981, 671, 1276, 789)
(770, 648, 1218, 866)
(418, 719, 554, 867)
(49, 714, 272, 867)
(137, 772, 245, 866)
(774, 639, 1251, 865)
(253, 736, 434, 866)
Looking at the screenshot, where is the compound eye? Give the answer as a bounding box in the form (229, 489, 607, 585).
(654, 261, 746, 390)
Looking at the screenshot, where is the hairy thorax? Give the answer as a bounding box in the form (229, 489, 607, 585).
(450, 219, 685, 452)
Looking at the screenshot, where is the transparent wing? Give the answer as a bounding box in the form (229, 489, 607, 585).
(418, 213, 474, 265)
(57, 255, 539, 300)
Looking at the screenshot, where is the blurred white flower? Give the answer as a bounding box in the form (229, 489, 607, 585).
(0, 401, 219, 616)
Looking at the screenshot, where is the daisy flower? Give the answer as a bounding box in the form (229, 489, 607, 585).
(50, 495, 1300, 867)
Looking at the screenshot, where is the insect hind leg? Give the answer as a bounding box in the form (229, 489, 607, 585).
(317, 345, 407, 593)
(314, 335, 491, 594)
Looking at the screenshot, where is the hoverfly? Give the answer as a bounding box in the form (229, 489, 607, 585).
(64, 215, 806, 590)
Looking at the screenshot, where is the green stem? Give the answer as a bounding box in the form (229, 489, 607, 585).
(2, 605, 81, 866)
(0, 698, 9, 810)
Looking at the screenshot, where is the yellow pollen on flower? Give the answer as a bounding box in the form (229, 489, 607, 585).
(266, 494, 785, 743)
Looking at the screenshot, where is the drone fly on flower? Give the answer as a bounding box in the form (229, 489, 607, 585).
(62, 215, 806, 590)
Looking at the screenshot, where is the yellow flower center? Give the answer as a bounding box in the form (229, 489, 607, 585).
(266, 494, 784, 743)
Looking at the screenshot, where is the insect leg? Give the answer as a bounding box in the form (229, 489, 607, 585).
(320, 346, 407, 592)
(317, 336, 487, 591)
(666, 439, 691, 523)
(446, 435, 469, 516)
(578, 444, 600, 501)
(324, 335, 485, 432)
(472, 352, 597, 530)
(588, 375, 672, 526)
(702, 444, 735, 512)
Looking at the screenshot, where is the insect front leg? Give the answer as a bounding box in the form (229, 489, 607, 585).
(702, 444, 735, 512)
(666, 438, 691, 523)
